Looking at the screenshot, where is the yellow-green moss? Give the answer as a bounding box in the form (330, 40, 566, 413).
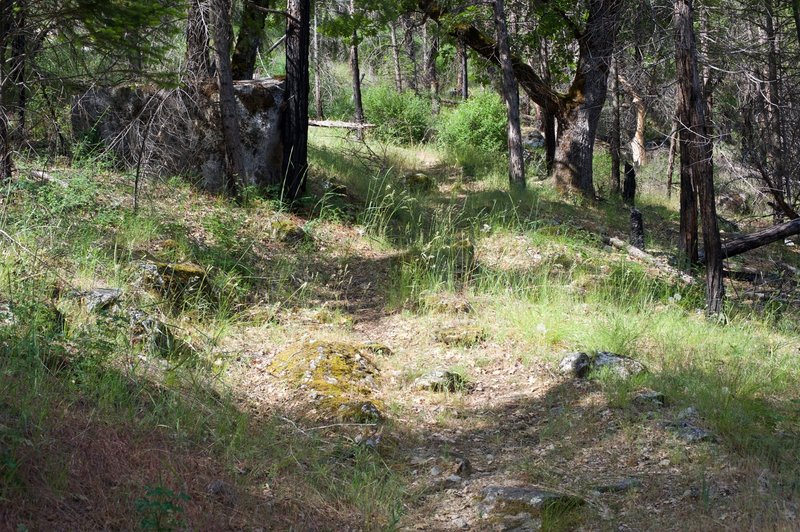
(435, 325, 486, 347)
(269, 340, 385, 421)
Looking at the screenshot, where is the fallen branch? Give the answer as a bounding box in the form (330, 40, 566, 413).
(30, 170, 68, 188)
(309, 119, 376, 130)
(603, 235, 695, 285)
(699, 218, 800, 262)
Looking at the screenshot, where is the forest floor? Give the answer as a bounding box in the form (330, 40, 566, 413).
(1, 131, 799, 530)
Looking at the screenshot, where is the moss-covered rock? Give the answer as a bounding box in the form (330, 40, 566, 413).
(435, 325, 486, 347)
(137, 260, 207, 299)
(403, 172, 436, 193)
(269, 340, 385, 421)
(268, 218, 309, 244)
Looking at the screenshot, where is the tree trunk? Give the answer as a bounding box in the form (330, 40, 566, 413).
(11, 0, 25, 134)
(493, 0, 524, 189)
(313, 6, 323, 118)
(403, 15, 418, 94)
(674, 0, 724, 315)
(282, 0, 311, 199)
(0, 0, 12, 182)
(211, 0, 245, 197)
(389, 22, 403, 92)
(186, 0, 214, 81)
(609, 54, 621, 193)
(424, 22, 439, 112)
(231, 0, 269, 80)
(618, 72, 647, 168)
(764, 0, 787, 212)
(666, 115, 678, 199)
(458, 39, 468, 99)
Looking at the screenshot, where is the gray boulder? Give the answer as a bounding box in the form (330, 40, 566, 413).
(413, 370, 467, 392)
(558, 352, 591, 378)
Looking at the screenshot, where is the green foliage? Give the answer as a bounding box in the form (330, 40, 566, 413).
(134, 485, 189, 531)
(437, 91, 507, 155)
(363, 86, 432, 144)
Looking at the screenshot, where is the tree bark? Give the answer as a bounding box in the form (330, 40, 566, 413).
(403, 15, 419, 94)
(1, 0, 15, 181)
(493, 0, 524, 189)
(764, 0, 787, 212)
(211, 0, 245, 197)
(609, 54, 621, 193)
(186, 0, 214, 81)
(282, 0, 311, 200)
(674, 0, 724, 315)
(231, 0, 269, 80)
(457, 39, 468, 99)
(389, 22, 403, 92)
(11, 0, 26, 134)
(618, 72, 647, 168)
(424, 22, 439, 111)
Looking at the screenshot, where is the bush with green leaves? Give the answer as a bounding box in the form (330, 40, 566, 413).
(363, 86, 432, 144)
(436, 91, 507, 154)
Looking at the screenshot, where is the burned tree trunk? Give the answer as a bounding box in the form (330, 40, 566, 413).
(630, 208, 645, 250)
(282, 0, 311, 199)
(211, 0, 246, 197)
(623, 161, 636, 205)
(231, 0, 269, 80)
(674, 0, 724, 315)
(494, 0, 524, 188)
(403, 16, 419, 94)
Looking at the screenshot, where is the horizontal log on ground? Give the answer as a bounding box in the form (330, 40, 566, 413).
(309, 120, 376, 130)
(603, 235, 695, 284)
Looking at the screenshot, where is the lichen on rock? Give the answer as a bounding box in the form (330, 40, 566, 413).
(269, 340, 385, 422)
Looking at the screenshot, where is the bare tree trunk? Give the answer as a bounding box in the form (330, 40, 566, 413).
(666, 115, 678, 199)
(11, 0, 25, 134)
(282, 0, 311, 199)
(389, 22, 403, 92)
(493, 0, 524, 189)
(186, 0, 214, 81)
(609, 53, 621, 193)
(618, 72, 648, 168)
(764, 0, 788, 211)
(231, 0, 269, 80)
(674, 0, 724, 315)
(211, 0, 245, 197)
(457, 40, 468, 99)
(1, 0, 14, 182)
(427, 24, 439, 112)
(403, 15, 418, 94)
(313, 6, 323, 118)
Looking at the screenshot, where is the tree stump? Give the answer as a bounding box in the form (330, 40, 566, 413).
(630, 208, 645, 250)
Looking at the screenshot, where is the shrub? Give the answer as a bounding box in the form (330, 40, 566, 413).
(436, 91, 507, 154)
(363, 86, 432, 144)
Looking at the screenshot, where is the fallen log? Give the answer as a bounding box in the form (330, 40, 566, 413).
(699, 218, 800, 262)
(603, 235, 695, 284)
(309, 119, 375, 130)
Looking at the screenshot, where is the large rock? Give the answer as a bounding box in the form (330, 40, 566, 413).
(479, 486, 584, 528)
(558, 351, 647, 379)
(83, 287, 123, 313)
(71, 80, 284, 192)
(268, 340, 385, 422)
(413, 370, 467, 392)
(592, 352, 647, 378)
